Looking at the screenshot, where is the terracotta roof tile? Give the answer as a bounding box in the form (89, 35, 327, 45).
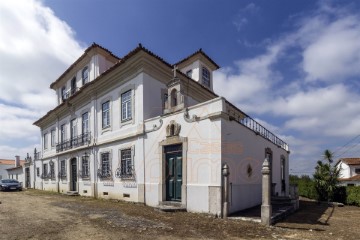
(0, 159, 25, 165)
(50, 43, 121, 89)
(340, 158, 360, 165)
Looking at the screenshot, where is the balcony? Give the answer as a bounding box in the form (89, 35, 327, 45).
(61, 87, 78, 102)
(56, 132, 91, 153)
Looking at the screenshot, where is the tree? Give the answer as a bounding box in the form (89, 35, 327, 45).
(313, 149, 340, 202)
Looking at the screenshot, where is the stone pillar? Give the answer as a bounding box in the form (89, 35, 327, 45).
(261, 158, 272, 226)
(222, 163, 230, 218)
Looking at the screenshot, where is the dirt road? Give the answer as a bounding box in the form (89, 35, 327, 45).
(0, 190, 359, 239)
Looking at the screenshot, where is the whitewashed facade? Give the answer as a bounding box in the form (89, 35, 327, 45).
(337, 158, 360, 186)
(31, 43, 290, 215)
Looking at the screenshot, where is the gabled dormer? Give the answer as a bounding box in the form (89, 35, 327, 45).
(50, 43, 120, 105)
(175, 49, 220, 92)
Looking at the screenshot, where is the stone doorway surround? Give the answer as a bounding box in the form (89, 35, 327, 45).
(158, 135, 188, 208)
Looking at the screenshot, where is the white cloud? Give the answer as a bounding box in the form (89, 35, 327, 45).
(0, 0, 84, 109)
(0, 0, 84, 159)
(233, 3, 260, 31)
(219, 1, 360, 175)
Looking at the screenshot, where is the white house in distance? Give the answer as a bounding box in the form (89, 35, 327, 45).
(30, 43, 290, 216)
(337, 158, 360, 186)
(0, 157, 25, 181)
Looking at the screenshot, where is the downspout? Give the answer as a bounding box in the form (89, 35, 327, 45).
(93, 95, 98, 198)
(143, 133, 146, 205)
(56, 116, 60, 193)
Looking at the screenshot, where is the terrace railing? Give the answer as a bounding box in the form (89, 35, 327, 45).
(56, 132, 91, 153)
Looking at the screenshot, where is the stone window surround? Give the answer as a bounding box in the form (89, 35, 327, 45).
(100, 96, 112, 133)
(99, 149, 113, 181)
(118, 145, 135, 179)
(119, 84, 135, 127)
(158, 136, 188, 207)
(80, 109, 91, 134)
(201, 66, 211, 88)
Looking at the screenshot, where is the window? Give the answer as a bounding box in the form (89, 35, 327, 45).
(50, 162, 55, 179)
(82, 67, 89, 85)
(70, 119, 77, 139)
(51, 130, 55, 147)
(102, 101, 110, 128)
(121, 90, 132, 121)
(120, 148, 133, 178)
(186, 69, 192, 78)
(81, 155, 90, 179)
(82, 112, 89, 134)
(281, 156, 286, 192)
(36, 168, 40, 177)
(71, 77, 76, 95)
(60, 124, 66, 143)
(43, 133, 48, 150)
(164, 93, 168, 109)
(61, 86, 66, 101)
(202, 67, 210, 87)
(100, 152, 111, 178)
(355, 168, 360, 174)
(43, 164, 48, 179)
(60, 160, 66, 178)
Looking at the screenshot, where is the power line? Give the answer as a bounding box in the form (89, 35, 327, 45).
(333, 134, 360, 158)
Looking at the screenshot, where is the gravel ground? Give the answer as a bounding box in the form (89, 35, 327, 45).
(0, 189, 359, 240)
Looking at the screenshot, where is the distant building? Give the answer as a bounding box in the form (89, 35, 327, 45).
(0, 156, 25, 182)
(31, 43, 290, 216)
(336, 158, 360, 186)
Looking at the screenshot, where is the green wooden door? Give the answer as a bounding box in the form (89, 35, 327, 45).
(166, 153, 182, 201)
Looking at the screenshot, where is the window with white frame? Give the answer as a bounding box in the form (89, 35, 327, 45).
(36, 167, 40, 177)
(121, 90, 132, 121)
(100, 152, 111, 178)
(60, 124, 66, 143)
(61, 86, 66, 101)
(120, 148, 133, 178)
(70, 119, 77, 146)
(82, 66, 89, 85)
(43, 133, 48, 150)
(51, 129, 55, 147)
(81, 155, 90, 179)
(202, 67, 210, 87)
(102, 101, 110, 128)
(82, 112, 89, 134)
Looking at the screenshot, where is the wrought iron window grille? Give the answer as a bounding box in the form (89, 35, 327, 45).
(78, 170, 90, 180)
(97, 168, 112, 180)
(58, 171, 67, 179)
(115, 166, 135, 180)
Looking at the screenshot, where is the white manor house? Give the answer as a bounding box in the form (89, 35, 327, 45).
(27, 43, 290, 216)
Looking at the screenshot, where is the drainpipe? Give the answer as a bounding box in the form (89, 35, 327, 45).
(222, 163, 230, 218)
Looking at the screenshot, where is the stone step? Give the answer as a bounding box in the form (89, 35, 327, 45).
(156, 201, 186, 212)
(66, 191, 79, 196)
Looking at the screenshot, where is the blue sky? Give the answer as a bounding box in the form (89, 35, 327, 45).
(1, 0, 360, 175)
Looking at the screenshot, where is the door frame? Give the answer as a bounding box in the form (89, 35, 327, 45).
(165, 145, 183, 201)
(159, 136, 188, 206)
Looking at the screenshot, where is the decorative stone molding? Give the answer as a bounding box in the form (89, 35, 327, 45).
(183, 108, 199, 123)
(145, 119, 163, 133)
(166, 120, 181, 137)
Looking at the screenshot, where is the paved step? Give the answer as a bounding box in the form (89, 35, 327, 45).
(66, 191, 79, 196)
(156, 201, 186, 212)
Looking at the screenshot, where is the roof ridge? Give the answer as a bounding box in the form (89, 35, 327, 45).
(174, 48, 220, 69)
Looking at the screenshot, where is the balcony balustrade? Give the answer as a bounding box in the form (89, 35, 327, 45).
(56, 132, 91, 152)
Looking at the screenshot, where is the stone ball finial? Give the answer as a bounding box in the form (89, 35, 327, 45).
(222, 163, 230, 176)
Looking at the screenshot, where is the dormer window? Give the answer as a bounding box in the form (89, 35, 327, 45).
(82, 67, 89, 85)
(202, 67, 210, 87)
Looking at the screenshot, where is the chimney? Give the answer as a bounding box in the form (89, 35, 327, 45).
(15, 155, 20, 167)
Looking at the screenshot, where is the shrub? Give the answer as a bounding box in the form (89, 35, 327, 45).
(346, 186, 360, 206)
